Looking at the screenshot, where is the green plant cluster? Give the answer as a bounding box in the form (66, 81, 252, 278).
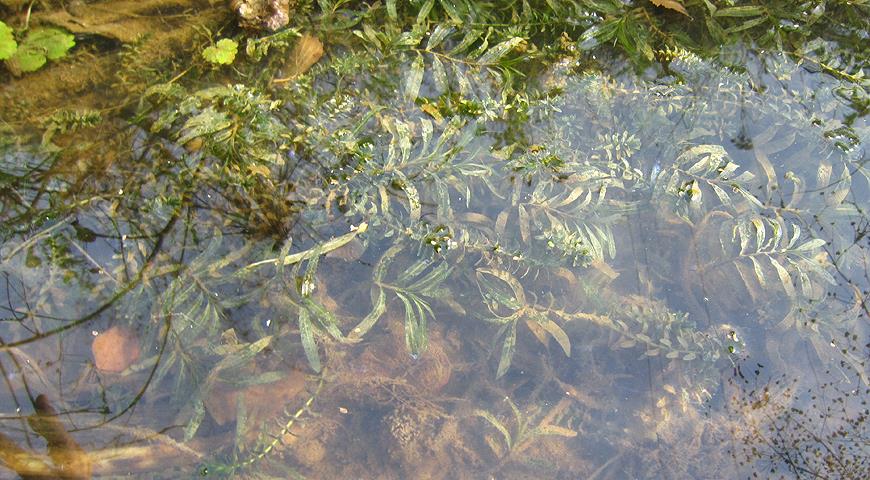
(125, 0, 866, 394)
(202, 38, 238, 65)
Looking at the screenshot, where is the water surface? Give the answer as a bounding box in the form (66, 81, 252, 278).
(1, 1, 867, 478)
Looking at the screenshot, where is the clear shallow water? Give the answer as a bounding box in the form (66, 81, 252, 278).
(1, 10, 868, 480)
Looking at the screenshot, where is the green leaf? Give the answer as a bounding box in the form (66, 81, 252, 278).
(202, 38, 238, 65)
(535, 424, 579, 438)
(407, 262, 451, 295)
(25, 28, 75, 60)
(431, 55, 448, 92)
(234, 393, 248, 453)
(496, 321, 517, 378)
(796, 238, 826, 252)
(299, 309, 321, 372)
(427, 24, 454, 50)
(212, 336, 274, 370)
(787, 224, 802, 249)
(769, 257, 796, 298)
(473, 409, 513, 450)
(404, 53, 425, 102)
(0, 21, 16, 60)
(714, 6, 765, 17)
(177, 107, 232, 145)
(398, 293, 428, 355)
(449, 29, 483, 55)
(539, 319, 571, 356)
(397, 29, 426, 47)
(705, 15, 726, 42)
(636, 33, 654, 61)
(304, 298, 345, 341)
(439, 0, 464, 24)
(578, 24, 603, 49)
(416, 0, 436, 25)
(749, 256, 766, 287)
(403, 178, 422, 221)
(477, 268, 527, 306)
(183, 398, 206, 441)
(750, 216, 765, 251)
(349, 288, 386, 340)
(724, 15, 768, 34)
(9, 46, 46, 72)
(477, 37, 525, 65)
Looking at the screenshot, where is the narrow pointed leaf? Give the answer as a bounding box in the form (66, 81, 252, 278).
(404, 54, 425, 102)
(427, 24, 454, 50)
(539, 318, 571, 356)
(299, 309, 321, 372)
(496, 322, 517, 378)
(477, 37, 525, 65)
(349, 288, 387, 340)
(769, 257, 796, 298)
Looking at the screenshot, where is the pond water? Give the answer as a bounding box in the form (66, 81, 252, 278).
(1, 1, 868, 479)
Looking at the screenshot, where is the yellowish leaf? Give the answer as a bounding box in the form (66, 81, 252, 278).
(421, 103, 444, 123)
(525, 319, 550, 346)
(536, 424, 578, 437)
(591, 260, 619, 280)
(537, 318, 571, 356)
(247, 164, 271, 178)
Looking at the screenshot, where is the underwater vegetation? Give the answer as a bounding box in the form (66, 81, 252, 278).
(0, 0, 868, 478)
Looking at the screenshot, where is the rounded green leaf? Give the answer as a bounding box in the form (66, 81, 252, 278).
(202, 38, 238, 65)
(0, 21, 17, 60)
(9, 45, 46, 72)
(24, 28, 75, 60)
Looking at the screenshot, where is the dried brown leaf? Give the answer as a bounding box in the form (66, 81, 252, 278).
(275, 33, 324, 83)
(650, 0, 690, 16)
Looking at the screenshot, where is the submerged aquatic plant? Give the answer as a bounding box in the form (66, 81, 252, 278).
(0, 0, 867, 478)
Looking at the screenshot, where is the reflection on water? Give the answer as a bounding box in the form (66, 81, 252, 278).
(1, 4, 868, 479)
